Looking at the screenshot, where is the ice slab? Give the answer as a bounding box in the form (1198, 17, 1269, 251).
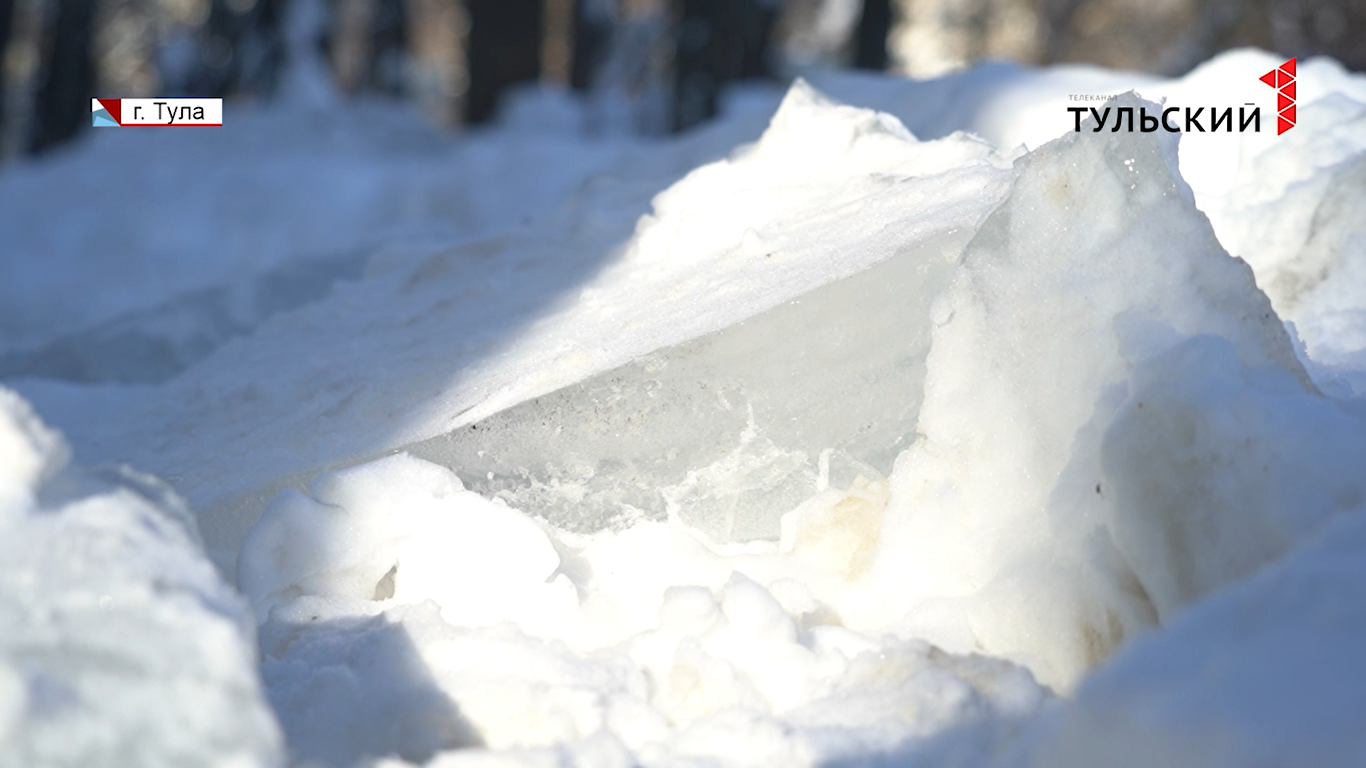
(390, 84, 1011, 545)
(408, 225, 971, 543)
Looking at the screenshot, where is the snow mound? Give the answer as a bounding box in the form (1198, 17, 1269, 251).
(0, 389, 281, 767)
(846, 92, 1360, 683)
(1022, 510, 1366, 768)
(243, 454, 1049, 767)
(239, 453, 577, 632)
(232, 85, 1366, 766)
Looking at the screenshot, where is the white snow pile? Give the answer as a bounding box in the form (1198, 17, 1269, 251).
(0, 389, 282, 767)
(1018, 510, 1366, 768)
(2, 48, 1366, 768)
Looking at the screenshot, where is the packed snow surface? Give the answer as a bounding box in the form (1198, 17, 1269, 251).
(3, 48, 1366, 768)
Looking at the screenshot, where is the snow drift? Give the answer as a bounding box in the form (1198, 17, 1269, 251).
(0, 389, 281, 767)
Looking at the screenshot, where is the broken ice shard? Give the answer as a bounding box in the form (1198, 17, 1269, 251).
(408, 227, 975, 543)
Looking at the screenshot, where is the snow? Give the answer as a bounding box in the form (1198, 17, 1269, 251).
(0, 390, 282, 767)
(238, 453, 576, 632)
(0, 102, 632, 382)
(827, 95, 1327, 690)
(1017, 510, 1366, 768)
(249, 517, 1049, 766)
(2, 47, 1366, 768)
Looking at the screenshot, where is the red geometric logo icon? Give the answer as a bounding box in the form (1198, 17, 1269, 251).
(1260, 57, 1296, 135)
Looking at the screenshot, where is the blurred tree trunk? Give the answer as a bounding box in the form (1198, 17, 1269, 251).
(578, 0, 673, 135)
(853, 0, 890, 69)
(368, 0, 407, 94)
(1, 0, 43, 159)
(331, 0, 375, 92)
(404, 0, 466, 127)
(673, 0, 778, 132)
(239, 0, 288, 97)
(0, 0, 13, 133)
(541, 0, 573, 85)
(465, 0, 540, 123)
(570, 0, 610, 91)
(31, 0, 94, 152)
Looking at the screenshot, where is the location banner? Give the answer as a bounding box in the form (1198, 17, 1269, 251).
(92, 98, 223, 127)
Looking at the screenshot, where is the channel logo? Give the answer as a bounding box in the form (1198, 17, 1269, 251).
(1258, 57, 1296, 135)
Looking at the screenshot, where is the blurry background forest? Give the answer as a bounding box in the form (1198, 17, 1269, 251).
(0, 0, 1362, 159)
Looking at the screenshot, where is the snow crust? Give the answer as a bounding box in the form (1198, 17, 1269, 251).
(2, 48, 1366, 768)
